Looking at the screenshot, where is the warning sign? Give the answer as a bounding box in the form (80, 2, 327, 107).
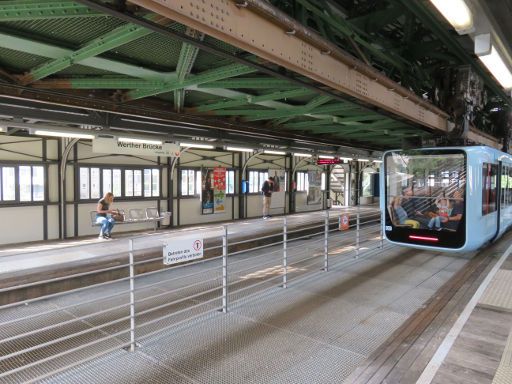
(339, 214, 350, 231)
(163, 236, 204, 265)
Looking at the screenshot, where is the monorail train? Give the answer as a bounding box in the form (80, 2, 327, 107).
(380, 146, 512, 252)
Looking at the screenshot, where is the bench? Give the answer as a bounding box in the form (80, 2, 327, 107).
(90, 208, 171, 232)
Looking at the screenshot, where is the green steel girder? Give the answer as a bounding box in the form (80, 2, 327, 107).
(0, 30, 174, 80)
(212, 103, 357, 119)
(348, 5, 403, 33)
(243, 103, 358, 121)
(393, 0, 510, 105)
(286, 115, 389, 131)
(314, 123, 410, 136)
(125, 63, 258, 101)
(174, 28, 204, 112)
(0, 1, 102, 21)
(274, 95, 331, 125)
(294, 0, 406, 70)
(283, 111, 373, 129)
(198, 78, 297, 89)
(31, 77, 169, 89)
(21, 13, 165, 84)
(195, 88, 314, 112)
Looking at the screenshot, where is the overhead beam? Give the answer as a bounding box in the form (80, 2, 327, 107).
(126, 0, 449, 132)
(244, 103, 358, 121)
(198, 78, 297, 89)
(0, 1, 103, 21)
(285, 115, 389, 131)
(274, 94, 331, 125)
(20, 13, 170, 85)
(295, 0, 405, 70)
(394, 0, 511, 106)
(124, 63, 257, 101)
(174, 28, 204, 112)
(0, 31, 173, 81)
(194, 88, 314, 112)
(31, 77, 168, 89)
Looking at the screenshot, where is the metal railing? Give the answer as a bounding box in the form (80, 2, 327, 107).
(0, 208, 385, 383)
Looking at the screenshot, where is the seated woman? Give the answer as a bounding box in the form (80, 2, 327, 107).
(96, 192, 116, 239)
(390, 196, 420, 228)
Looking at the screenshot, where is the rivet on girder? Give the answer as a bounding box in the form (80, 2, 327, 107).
(321, 50, 331, 55)
(235, 1, 248, 8)
(286, 29, 296, 35)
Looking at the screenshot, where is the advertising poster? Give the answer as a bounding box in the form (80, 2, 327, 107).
(270, 169, 285, 209)
(213, 167, 226, 213)
(201, 168, 214, 215)
(307, 171, 322, 205)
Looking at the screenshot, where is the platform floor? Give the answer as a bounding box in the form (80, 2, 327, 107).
(0, 206, 378, 276)
(1, 208, 511, 383)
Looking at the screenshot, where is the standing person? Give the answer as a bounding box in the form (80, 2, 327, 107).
(261, 176, 274, 219)
(96, 192, 116, 239)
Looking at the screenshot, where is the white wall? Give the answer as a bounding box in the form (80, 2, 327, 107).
(0, 137, 331, 246)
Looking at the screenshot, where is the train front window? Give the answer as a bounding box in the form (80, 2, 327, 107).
(384, 150, 466, 248)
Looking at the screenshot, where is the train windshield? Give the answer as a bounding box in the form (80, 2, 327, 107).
(384, 150, 466, 248)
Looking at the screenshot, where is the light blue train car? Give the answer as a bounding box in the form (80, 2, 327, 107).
(381, 146, 512, 252)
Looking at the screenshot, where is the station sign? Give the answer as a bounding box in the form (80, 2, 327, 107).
(317, 158, 342, 165)
(93, 137, 180, 157)
(163, 236, 204, 265)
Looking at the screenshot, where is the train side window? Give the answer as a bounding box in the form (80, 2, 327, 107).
(482, 163, 498, 215)
(501, 166, 510, 206)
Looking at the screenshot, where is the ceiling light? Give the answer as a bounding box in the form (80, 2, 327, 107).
(118, 137, 162, 145)
(0, 126, 5, 133)
(318, 155, 335, 159)
(264, 150, 286, 155)
(357, 158, 369, 162)
(430, 0, 473, 34)
(293, 153, 312, 158)
(338, 157, 353, 162)
(179, 142, 215, 149)
(475, 35, 512, 89)
(226, 146, 254, 152)
(373, 160, 383, 164)
(34, 130, 95, 140)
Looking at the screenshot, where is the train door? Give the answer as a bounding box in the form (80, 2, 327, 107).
(481, 162, 499, 239)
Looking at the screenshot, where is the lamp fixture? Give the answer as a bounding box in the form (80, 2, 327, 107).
(373, 160, 383, 164)
(318, 155, 335, 159)
(33, 130, 95, 140)
(226, 146, 254, 152)
(118, 137, 162, 145)
(475, 34, 512, 89)
(0, 125, 5, 133)
(293, 153, 312, 158)
(264, 150, 286, 155)
(357, 159, 370, 162)
(338, 157, 353, 162)
(179, 142, 215, 149)
(430, 0, 473, 34)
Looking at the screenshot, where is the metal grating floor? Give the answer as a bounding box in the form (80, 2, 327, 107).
(32, 241, 468, 384)
(480, 270, 512, 311)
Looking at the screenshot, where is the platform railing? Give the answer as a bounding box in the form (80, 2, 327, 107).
(0, 208, 385, 383)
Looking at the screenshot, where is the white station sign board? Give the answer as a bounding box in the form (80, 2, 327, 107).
(163, 236, 204, 265)
(93, 137, 181, 157)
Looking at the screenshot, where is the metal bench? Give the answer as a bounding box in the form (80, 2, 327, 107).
(90, 208, 171, 232)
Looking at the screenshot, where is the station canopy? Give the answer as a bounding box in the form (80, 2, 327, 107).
(0, 0, 510, 151)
